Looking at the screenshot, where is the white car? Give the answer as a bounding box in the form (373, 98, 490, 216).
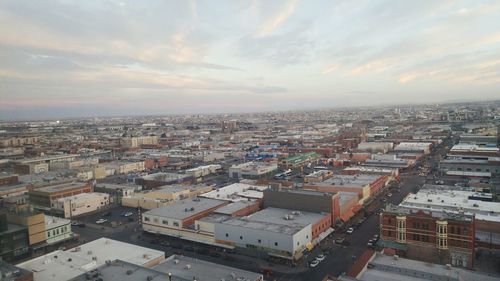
(96, 218, 108, 224)
(346, 227, 354, 234)
(309, 260, 320, 268)
(122, 212, 133, 217)
(315, 254, 326, 262)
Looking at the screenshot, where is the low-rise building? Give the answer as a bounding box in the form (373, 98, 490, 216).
(28, 182, 93, 209)
(122, 184, 212, 209)
(263, 187, 340, 223)
(214, 207, 331, 260)
(357, 142, 393, 153)
(228, 161, 278, 179)
(201, 183, 267, 203)
(142, 198, 228, 245)
(304, 170, 333, 183)
(346, 251, 500, 281)
(52, 192, 110, 218)
(94, 183, 137, 204)
(280, 152, 320, 168)
(305, 174, 386, 204)
(135, 172, 193, 188)
(44, 215, 72, 245)
(0, 260, 33, 281)
(17, 238, 165, 281)
(0, 213, 29, 262)
(379, 204, 475, 268)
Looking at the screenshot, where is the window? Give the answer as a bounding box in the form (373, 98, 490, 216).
(173, 222, 179, 227)
(274, 242, 278, 246)
(162, 220, 168, 225)
(225, 233, 229, 237)
(258, 239, 261, 243)
(48, 231, 51, 238)
(144, 217, 150, 222)
(239, 236, 243, 240)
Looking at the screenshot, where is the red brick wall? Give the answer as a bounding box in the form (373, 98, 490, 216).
(312, 214, 332, 239)
(181, 201, 229, 227)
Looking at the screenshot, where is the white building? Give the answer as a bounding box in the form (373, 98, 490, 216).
(52, 192, 110, 218)
(214, 207, 329, 260)
(185, 164, 222, 178)
(357, 142, 393, 153)
(228, 161, 278, 179)
(17, 238, 165, 281)
(394, 142, 432, 154)
(45, 215, 72, 244)
(200, 183, 267, 202)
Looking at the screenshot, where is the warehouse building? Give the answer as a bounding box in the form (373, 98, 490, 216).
(214, 207, 331, 260)
(28, 182, 93, 209)
(228, 161, 278, 179)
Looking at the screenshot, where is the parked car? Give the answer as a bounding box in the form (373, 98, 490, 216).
(315, 254, 326, 262)
(96, 218, 107, 224)
(335, 237, 346, 244)
(122, 212, 133, 217)
(386, 193, 393, 197)
(346, 227, 354, 234)
(309, 260, 320, 268)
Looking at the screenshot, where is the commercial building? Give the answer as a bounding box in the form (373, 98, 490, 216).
(52, 192, 110, 218)
(280, 152, 321, 168)
(185, 164, 222, 179)
(214, 207, 331, 260)
(142, 198, 228, 245)
(0, 213, 29, 262)
(439, 156, 500, 176)
(28, 182, 93, 209)
(152, 255, 263, 281)
(305, 174, 386, 205)
(459, 134, 498, 146)
(357, 142, 393, 153)
(94, 183, 137, 204)
(399, 189, 500, 248)
(135, 172, 193, 188)
(17, 238, 165, 281)
(449, 144, 499, 157)
(379, 204, 475, 268)
(201, 183, 267, 203)
(0, 260, 33, 281)
(102, 160, 145, 175)
(346, 251, 500, 281)
(228, 161, 278, 179)
(393, 142, 432, 154)
(263, 187, 340, 223)
(44, 215, 72, 245)
(122, 184, 212, 209)
(6, 208, 46, 246)
(0, 136, 38, 147)
(304, 170, 333, 183)
(120, 136, 158, 148)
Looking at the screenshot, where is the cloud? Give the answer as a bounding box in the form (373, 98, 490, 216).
(255, 0, 299, 37)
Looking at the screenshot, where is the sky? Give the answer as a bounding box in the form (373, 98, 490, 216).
(0, 0, 499, 120)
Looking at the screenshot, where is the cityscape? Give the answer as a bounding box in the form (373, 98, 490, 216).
(1, 1, 500, 281)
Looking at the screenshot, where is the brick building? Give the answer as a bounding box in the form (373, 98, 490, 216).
(28, 182, 93, 208)
(379, 205, 475, 268)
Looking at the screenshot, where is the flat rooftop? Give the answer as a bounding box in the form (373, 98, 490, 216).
(153, 255, 262, 281)
(400, 190, 500, 222)
(32, 182, 89, 193)
(17, 238, 164, 281)
(144, 198, 227, 220)
(0, 260, 32, 281)
(358, 253, 500, 281)
(213, 201, 257, 215)
(218, 207, 327, 235)
(55, 192, 108, 203)
(314, 174, 381, 187)
(201, 183, 266, 201)
(141, 172, 190, 181)
(68, 260, 176, 281)
(45, 215, 70, 229)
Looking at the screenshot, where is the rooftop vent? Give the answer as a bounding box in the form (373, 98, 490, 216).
(185, 264, 191, 270)
(173, 259, 179, 264)
(126, 270, 134, 275)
